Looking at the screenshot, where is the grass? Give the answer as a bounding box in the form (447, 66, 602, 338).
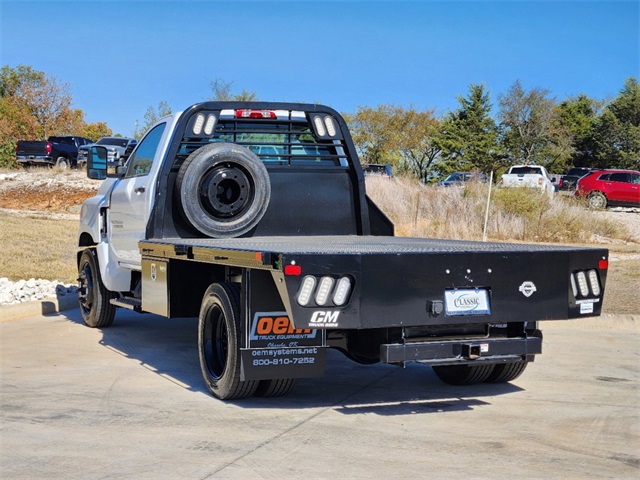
(0, 213, 78, 283)
(366, 176, 630, 243)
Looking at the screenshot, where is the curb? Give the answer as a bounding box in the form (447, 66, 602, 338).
(0, 295, 78, 323)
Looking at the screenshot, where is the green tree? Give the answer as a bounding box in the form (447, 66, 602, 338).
(133, 101, 172, 139)
(436, 83, 501, 177)
(498, 80, 558, 167)
(554, 94, 603, 169)
(591, 77, 640, 170)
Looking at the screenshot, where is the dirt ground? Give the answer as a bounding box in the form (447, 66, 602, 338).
(0, 169, 638, 313)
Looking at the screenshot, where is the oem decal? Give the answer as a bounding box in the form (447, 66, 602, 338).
(519, 281, 537, 298)
(249, 312, 321, 349)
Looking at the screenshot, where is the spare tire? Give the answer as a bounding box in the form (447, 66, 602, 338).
(176, 143, 271, 237)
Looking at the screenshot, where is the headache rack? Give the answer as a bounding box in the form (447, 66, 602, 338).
(174, 109, 351, 170)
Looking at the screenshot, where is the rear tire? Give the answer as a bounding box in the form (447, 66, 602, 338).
(588, 191, 607, 209)
(55, 156, 69, 169)
(255, 378, 297, 397)
(198, 283, 258, 400)
(485, 362, 528, 383)
(77, 249, 116, 328)
(432, 364, 495, 385)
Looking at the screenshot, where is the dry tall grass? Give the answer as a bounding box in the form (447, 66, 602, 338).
(366, 176, 629, 243)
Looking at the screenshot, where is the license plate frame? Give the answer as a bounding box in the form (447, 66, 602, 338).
(444, 288, 491, 316)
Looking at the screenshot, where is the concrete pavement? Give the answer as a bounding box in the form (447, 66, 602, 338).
(1, 308, 638, 479)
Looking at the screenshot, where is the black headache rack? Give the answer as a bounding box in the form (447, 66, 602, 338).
(139, 236, 609, 330)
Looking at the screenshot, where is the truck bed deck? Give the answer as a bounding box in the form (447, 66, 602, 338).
(142, 235, 595, 256)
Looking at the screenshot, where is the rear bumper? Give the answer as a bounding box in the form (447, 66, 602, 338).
(381, 334, 542, 365)
(17, 155, 53, 164)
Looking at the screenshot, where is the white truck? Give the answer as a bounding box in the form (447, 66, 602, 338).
(77, 101, 608, 400)
(499, 165, 556, 196)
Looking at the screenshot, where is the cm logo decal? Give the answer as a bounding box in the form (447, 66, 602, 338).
(309, 310, 340, 327)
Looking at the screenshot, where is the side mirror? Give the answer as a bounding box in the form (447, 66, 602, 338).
(87, 146, 108, 180)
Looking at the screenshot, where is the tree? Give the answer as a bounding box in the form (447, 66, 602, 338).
(133, 101, 172, 139)
(498, 80, 559, 167)
(591, 77, 640, 170)
(554, 94, 603, 168)
(344, 104, 403, 168)
(81, 122, 113, 142)
(395, 108, 441, 181)
(208, 78, 258, 102)
(436, 83, 501, 177)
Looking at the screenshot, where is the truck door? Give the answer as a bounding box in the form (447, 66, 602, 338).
(108, 123, 167, 269)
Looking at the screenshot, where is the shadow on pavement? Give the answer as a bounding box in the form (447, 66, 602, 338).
(62, 307, 523, 414)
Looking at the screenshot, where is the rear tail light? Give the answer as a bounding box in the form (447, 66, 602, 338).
(46, 142, 52, 154)
(315, 277, 335, 306)
(297, 276, 317, 306)
(571, 269, 602, 298)
(296, 275, 354, 307)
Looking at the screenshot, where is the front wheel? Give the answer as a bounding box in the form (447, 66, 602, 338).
(198, 283, 258, 400)
(77, 249, 116, 328)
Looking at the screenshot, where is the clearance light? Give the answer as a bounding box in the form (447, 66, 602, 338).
(235, 109, 277, 119)
(315, 276, 335, 306)
(284, 264, 302, 276)
(333, 276, 352, 306)
(576, 271, 589, 297)
(324, 116, 337, 137)
(297, 276, 317, 306)
(588, 269, 601, 296)
(203, 114, 216, 135)
(193, 114, 205, 135)
(313, 116, 326, 137)
(599, 259, 608, 270)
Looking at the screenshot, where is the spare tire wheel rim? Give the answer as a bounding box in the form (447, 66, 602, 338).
(200, 163, 253, 220)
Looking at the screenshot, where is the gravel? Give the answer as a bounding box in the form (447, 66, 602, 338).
(0, 277, 77, 306)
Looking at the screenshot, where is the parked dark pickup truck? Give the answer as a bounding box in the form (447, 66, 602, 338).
(559, 167, 593, 191)
(16, 136, 93, 168)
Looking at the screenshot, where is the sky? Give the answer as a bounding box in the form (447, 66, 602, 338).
(1, 0, 638, 137)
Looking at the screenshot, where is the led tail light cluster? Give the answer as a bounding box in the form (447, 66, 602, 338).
(296, 275, 353, 307)
(570, 269, 602, 298)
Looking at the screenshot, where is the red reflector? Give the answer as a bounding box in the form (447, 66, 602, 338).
(284, 265, 301, 276)
(599, 260, 608, 270)
(235, 109, 277, 119)
(255, 252, 262, 262)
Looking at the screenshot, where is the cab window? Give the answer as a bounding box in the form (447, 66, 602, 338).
(126, 123, 166, 177)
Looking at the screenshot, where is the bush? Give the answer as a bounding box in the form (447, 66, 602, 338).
(0, 140, 18, 169)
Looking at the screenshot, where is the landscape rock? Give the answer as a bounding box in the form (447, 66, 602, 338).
(0, 278, 78, 306)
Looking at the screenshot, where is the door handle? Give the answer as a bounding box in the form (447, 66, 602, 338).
(134, 186, 146, 194)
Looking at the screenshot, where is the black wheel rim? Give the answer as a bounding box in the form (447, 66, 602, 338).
(77, 263, 94, 316)
(203, 305, 228, 380)
(199, 163, 253, 220)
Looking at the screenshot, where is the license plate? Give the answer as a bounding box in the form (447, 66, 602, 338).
(444, 289, 491, 316)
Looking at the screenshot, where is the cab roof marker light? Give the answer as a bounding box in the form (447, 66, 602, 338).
(235, 109, 277, 119)
(570, 274, 578, 298)
(324, 116, 337, 137)
(313, 116, 326, 137)
(333, 276, 352, 306)
(315, 276, 335, 306)
(576, 271, 589, 297)
(219, 109, 235, 120)
(588, 269, 601, 296)
(274, 110, 289, 120)
(291, 111, 306, 121)
(297, 276, 316, 306)
(193, 114, 205, 135)
(203, 114, 216, 135)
